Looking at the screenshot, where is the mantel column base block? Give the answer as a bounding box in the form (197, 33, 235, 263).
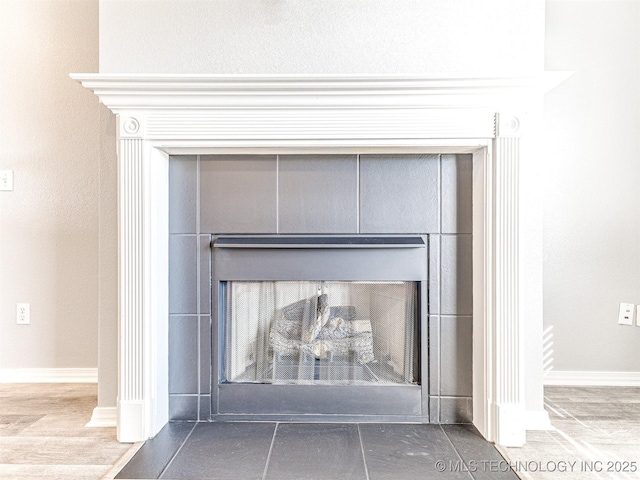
(117, 400, 145, 443)
(495, 403, 527, 447)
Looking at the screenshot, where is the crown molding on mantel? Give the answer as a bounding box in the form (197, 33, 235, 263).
(70, 72, 572, 110)
(71, 73, 572, 146)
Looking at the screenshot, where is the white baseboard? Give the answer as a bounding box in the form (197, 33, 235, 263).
(524, 409, 554, 431)
(544, 370, 640, 387)
(85, 406, 117, 428)
(0, 368, 98, 383)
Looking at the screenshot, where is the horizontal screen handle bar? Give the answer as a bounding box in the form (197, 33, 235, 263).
(213, 236, 426, 249)
(214, 243, 425, 249)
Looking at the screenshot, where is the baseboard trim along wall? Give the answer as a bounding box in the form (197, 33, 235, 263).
(544, 370, 640, 387)
(85, 406, 118, 428)
(0, 368, 98, 383)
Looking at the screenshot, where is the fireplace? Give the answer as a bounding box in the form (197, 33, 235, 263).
(72, 73, 567, 446)
(211, 236, 428, 419)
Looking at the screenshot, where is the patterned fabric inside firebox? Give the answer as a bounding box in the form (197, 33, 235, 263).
(224, 281, 418, 385)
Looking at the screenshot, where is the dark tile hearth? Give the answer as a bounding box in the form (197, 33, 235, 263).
(116, 422, 517, 480)
(163, 423, 275, 479)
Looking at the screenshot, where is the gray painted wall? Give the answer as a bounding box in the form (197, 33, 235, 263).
(0, 0, 103, 371)
(168, 154, 473, 422)
(98, 105, 118, 408)
(543, 0, 640, 372)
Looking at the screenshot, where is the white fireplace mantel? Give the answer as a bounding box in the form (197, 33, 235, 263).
(72, 73, 569, 447)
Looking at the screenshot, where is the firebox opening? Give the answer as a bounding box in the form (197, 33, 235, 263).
(221, 280, 420, 386)
(211, 235, 429, 419)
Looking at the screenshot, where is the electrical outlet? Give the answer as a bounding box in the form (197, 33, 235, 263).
(0, 170, 13, 191)
(16, 303, 30, 325)
(618, 302, 635, 326)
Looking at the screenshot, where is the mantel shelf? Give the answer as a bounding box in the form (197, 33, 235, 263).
(70, 72, 572, 111)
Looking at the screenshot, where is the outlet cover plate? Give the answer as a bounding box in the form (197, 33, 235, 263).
(618, 302, 635, 326)
(16, 303, 30, 325)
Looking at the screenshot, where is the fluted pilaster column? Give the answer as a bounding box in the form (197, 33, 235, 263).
(492, 113, 526, 446)
(117, 116, 168, 442)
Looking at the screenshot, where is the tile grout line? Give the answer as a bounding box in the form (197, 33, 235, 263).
(437, 154, 443, 406)
(439, 425, 476, 480)
(357, 424, 371, 480)
(356, 154, 360, 234)
(438, 235, 442, 404)
(438, 153, 442, 233)
(197, 156, 202, 417)
(276, 155, 279, 234)
(440, 232, 473, 237)
(262, 422, 279, 480)
(157, 422, 198, 479)
(196, 154, 201, 235)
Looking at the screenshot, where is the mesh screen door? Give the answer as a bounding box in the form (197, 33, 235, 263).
(223, 281, 418, 385)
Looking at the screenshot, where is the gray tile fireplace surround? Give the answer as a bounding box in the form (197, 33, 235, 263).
(168, 154, 473, 423)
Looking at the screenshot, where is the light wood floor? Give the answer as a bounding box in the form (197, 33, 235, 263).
(503, 386, 640, 480)
(0, 384, 133, 480)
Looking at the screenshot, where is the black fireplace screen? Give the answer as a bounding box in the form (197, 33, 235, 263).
(222, 280, 418, 385)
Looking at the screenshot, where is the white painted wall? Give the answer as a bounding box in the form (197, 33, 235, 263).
(99, 0, 545, 75)
(543, 0, 640, 374)
(0, 1, 103, 370)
